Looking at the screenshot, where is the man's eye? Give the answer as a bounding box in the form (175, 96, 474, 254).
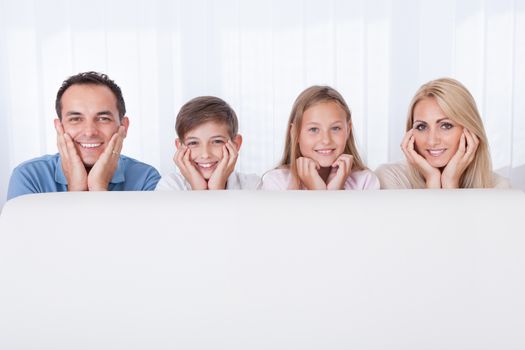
(98, 117, 112, 122)
(68, 117, 81, 123)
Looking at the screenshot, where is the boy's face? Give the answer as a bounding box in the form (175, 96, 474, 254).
(176, 121, 240, 180)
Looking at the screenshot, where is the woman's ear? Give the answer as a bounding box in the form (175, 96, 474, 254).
(175, 138, 182, 149)
(232, 134, 243, 151)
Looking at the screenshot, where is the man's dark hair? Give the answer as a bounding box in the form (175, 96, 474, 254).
(55, 71, 126, 120)
(176, 96, 239, 140)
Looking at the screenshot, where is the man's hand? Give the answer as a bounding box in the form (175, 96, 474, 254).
(54, 119, 88, 191)
(296, 157, 326, 190)
(174, 145, 208, 190)
(401, 129, 441, 188)
(87, 126, 126, 191)
(326, 154, 353, 190)
(441, 129, 479, 188)
(208, 140, 239, 190)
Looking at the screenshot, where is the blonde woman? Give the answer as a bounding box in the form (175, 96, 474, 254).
(375, 78, 510, 189)
(260, 85, 379, 190)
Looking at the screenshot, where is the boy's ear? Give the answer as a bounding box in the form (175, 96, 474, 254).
(232, 134, 243, 151)
(175, 138, 182, 149)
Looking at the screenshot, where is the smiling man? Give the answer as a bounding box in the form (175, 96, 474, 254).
(7, 72, 160, 200)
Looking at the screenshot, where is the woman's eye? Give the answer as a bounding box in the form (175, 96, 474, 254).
(414, 124, 426, 131)
(441, 122, 454, 130)
(308, 127, 319, 133)
(331, 126, 341, 132)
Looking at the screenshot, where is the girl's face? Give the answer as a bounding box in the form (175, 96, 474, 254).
(412, 97, 464, 168)
(297, 101, 350, 167)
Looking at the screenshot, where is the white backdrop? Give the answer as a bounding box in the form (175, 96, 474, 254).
(1, 0, 524, 207)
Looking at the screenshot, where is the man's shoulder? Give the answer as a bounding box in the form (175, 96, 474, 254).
(12, 154, 59, 174)
(119, 155, 159, 174)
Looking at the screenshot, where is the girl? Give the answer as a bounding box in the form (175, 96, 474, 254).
(260, 85, 379, 190)
(375, 78, 511, 189)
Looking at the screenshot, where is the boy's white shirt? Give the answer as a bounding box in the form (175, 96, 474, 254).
(155, 171, 261, 190)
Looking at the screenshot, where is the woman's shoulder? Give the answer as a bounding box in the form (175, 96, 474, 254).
(374, 162, 416, 189)
(492, 172, 512, 189)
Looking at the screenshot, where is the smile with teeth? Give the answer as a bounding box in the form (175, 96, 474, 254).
(196, 161, 218, 169)
(315, 149, 335, 155)
(79, 142, 102, 149)
(427, 148, 446, 157)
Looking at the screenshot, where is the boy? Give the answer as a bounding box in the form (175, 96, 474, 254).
(156, 96, 259, 190)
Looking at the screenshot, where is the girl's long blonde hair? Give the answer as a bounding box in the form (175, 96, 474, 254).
(278, 85, 366, 177)
(406, 78, 494, 188)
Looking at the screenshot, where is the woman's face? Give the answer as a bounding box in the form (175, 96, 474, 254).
(412, 97, 464, 168)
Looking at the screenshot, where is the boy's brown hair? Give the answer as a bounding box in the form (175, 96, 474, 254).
(176, 96, 238, 140)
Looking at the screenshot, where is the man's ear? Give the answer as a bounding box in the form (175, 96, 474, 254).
(120, 117, 130, 138)
(232, 134, 243, 151)
(175, 138, 182, 149)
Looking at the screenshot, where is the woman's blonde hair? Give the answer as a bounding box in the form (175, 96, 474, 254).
(406, 78, 493, 188)
(277, 85, 366, 176)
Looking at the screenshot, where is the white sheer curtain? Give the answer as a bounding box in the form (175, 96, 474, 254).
(1, 0, 524, 208)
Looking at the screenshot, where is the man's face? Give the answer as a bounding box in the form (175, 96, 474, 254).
(59, 84, 128, 167)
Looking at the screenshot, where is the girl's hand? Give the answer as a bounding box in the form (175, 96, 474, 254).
(174, 145, 208, 190)
(401, 129, 441, 188)
(296, 157, 326, 190)
(208, 140, 238, 190)
(441, 129, 479, 188)
(326, 154, 353, 190)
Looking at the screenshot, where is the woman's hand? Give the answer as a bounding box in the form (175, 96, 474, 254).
(401, 129, 441, 188)
(441, 129, 479, 188)
(296, 157, 326, 190)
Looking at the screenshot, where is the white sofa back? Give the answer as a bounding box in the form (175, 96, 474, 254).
(1, 190, 524, 349)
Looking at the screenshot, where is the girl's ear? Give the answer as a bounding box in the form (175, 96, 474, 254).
(232, 134, 243, 151)
(175, 138, 182, 149)
(290, 123, 296, 138)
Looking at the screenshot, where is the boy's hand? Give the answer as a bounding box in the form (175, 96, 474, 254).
(208, 140, 238, 190)
(296, 157, 326, 190)
(87, 126, 126, 191)
(326, 154, 353, 190)
(174, 145, 208, 190)
(55, 119, 88, 191)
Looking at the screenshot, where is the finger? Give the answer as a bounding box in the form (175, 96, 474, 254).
(63, 133, 79, 161)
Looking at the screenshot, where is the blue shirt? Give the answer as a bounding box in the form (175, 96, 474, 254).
(7, 153, 160, 200)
